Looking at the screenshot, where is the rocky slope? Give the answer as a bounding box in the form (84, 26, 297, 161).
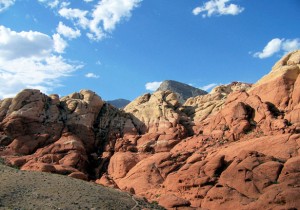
(0, 50, 300, 209)
(157, 80, 207, 103)
(0, 162, 163, 209)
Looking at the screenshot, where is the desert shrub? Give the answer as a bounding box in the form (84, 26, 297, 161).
(0, 157, 5, 164)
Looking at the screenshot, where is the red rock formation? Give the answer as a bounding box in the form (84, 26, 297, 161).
(1, 50, 300, 209)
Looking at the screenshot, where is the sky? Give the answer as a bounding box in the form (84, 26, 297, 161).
(0, 0, 299, 101)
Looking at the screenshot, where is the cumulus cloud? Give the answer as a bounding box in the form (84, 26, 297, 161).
(52, 33, 67, 53)
(193, 0, 244, 18)
(200, 83, 218, 91)
(88, 0, 142, 40)
(85, 73, 99, 78)
(0, 26, 52, 60)
(56, 0, 142, 41)
(0, 0, 15, 12)
(254, 38, 282, 59)
(59, 7, 90, 29)
(145, 81, 162, 91)
(56, 21, 81, 39)
(38, 0, 60, 8)
(0, 25, 82, 98)
(282, 39, 300, 52)
(254, 38, 300, 59)
(39, 0, 142, 41)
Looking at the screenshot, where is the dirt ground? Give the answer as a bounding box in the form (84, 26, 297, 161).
(0, 163, 164, 210)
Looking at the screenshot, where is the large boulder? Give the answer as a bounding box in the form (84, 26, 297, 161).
(1, 89, 63, 155)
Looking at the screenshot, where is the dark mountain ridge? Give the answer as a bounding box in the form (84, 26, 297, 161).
(107, 98, 131, 109)
(157, 80, 207, 103)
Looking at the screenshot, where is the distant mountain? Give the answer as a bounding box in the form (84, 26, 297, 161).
(157, 80, 207, 103)
(107, 99, 131, 109)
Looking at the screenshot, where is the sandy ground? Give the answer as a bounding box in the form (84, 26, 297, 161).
(0, 163, 164, 210)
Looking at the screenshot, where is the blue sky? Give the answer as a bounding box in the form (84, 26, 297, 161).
(0, 0, 299, 100)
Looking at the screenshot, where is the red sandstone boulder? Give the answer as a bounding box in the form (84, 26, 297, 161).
(68, 171, 88, 181)
(158, 194, 191, 208)
(108, 152, 145, 179)
(116, 153, 171, 195)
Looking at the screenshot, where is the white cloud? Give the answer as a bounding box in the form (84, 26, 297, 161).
(48, 0, 59, 8)
(85, 73, 99, 78)
(254, 38, 300, 59)
(58, 7, 90, 29)
(0, 0, 15, 12)
(57, 0, 142, 41)
(282, 39, 300, 52)
(0, 26, 52, 60)
(192, 7, 202, 16)
(193, 0, 244, 18)
(254, 38, 282, 59)
(60, 1, 70, 8)
(0, 25, 82, 98)
(200, 83, 218, 91)
(145, 81, 162, 91)
(56, 21, 81, 39)
(38, 0, 60, 8)
(52, 33, 67, 53)
(40, 0, 142, 41)
(0, 56, 80, 98)
(88, 0, 142, 40)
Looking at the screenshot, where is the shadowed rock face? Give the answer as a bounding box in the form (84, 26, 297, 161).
(157, 80, 207, 103)
(1, 51, 300, 209)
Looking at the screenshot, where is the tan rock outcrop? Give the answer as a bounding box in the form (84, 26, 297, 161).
(61, 90, 104, 127)
(250, 50, 300, 112)
(124, 91, 185, 133)
(183, 82, 252, 124)
(123, 90, 191, 153)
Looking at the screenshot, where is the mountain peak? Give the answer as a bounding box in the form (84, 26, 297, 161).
(157, 80, 207, 103)
(107, 98, 131, 109)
